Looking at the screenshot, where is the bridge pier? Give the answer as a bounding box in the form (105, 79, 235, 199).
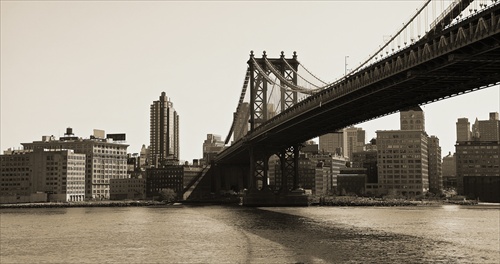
(243, 143, 308, 206)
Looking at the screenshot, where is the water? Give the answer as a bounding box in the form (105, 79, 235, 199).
(1, 204, 498, 263)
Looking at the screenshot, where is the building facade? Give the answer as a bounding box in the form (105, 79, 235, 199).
(110, 178, 146, 200)
(319, 126, 365, 160)
(400, 106, 425, 131)
(376, 130, 429, 196)
(427, 136, 443, 194)
(202, 134, 225, 163)
(146, 166, 184, 200)
(21, 128, 128, 200)
(150, 92, 180, 167)
(319, 131, 343, 156)
(1, 148, 86, 203)
(338, 168, 367, 196)
(351, 150, 378, 184)
(455, 112, 500, 202)
(442, 152, 457, 189)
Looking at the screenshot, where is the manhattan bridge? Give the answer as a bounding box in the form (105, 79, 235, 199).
(184, 0, 500, 205)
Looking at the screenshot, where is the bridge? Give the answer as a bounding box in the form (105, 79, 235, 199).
(186, 0, 500, 205)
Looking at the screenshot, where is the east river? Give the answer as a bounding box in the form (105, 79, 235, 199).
(1, 204, 499, 263)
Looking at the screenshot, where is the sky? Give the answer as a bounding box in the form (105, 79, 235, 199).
(1, 0, 499, 162)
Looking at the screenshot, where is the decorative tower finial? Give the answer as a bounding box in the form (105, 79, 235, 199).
(262, 50, 267, 58)
(250, 50, 254, 58)
(293, 51, 297, 59)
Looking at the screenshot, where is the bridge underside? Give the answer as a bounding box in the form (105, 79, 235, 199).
(218, 32, 500, 165)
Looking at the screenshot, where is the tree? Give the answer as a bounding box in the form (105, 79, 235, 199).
(157, 188, 177, 203)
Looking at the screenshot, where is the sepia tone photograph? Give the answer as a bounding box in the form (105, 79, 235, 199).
(1, 0, 499, 263)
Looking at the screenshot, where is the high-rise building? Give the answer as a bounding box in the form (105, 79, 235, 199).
(474, 113, 500, 141)
(233, 102, 250, 142)
(377, 130, 429, 196)
(343, 127, 365, 160)
(203, 134, 225, 163)
(428, 136, 442, 194)
(455, 112, 500, 202)
(319, 126, 365, 160)
(376, 107, 443, 196)
(150, 92, 180, 167)
(456, 118, 471, 142)
(442, 152, 457, 189)
(352, 150, 378, 184)
(319, 131, 343, 156)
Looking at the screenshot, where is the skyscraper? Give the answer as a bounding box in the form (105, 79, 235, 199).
(150, 92, 179, 167)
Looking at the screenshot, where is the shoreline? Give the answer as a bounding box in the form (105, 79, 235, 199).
(309, 196, 479, 207)
(0, 200, 164, 209)
(0, 196, 481, 209)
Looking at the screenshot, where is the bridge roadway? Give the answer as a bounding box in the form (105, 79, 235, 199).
(215, 3, 500, 165)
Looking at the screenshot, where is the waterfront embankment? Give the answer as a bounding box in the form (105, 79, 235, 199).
(1, 196, 479, 209)
(0, 200, 164, 209)
(310, 196, 479, 206)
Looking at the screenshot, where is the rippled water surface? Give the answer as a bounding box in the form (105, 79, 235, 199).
(1, 204, 499, 263)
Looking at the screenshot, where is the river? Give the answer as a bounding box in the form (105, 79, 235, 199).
(1, 204, 498, 263)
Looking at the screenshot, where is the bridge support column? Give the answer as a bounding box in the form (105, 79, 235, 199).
(249, 146, 270, 191)
(278, 144, 302, 192)
(243, 143, 307, 206)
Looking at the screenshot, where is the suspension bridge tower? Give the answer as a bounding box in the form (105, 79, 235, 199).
(244, 51, 309, 206)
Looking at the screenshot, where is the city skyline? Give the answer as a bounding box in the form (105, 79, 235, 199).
(1, 1, 499, 161)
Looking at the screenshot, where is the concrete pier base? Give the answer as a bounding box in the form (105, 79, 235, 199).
(242, 189, 309, 206)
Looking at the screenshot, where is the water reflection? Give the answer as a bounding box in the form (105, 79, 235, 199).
(1, 205, 498, 263)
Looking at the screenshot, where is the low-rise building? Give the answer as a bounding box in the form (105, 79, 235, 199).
(21, 128, 128, 200)
(1, 148, 86, 203)
(146, 165, 184, 200)
(110, 178, 146, 200)
(338, 168, 367, 196)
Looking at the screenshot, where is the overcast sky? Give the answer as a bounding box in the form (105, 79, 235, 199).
(1, 0, 499, 162)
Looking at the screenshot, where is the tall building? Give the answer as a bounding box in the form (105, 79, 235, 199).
(21, 128, 128, 200)
(377, 130, 429, 196)
(442, 152, 457, 189)
(203, 134, 225, 163)
(233, 102, 249, 142)
(319, 131, 343, 156)
(319, 126, 365, 160)
(474, 112, 500, 141)
(352, 150, 378, 184)
(455, 112, 500, 202)
(456, 118, 471, 142)
(343, 127, 365, 160)
(150, 92, 180, 167)
(428, 136, 442, 194)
